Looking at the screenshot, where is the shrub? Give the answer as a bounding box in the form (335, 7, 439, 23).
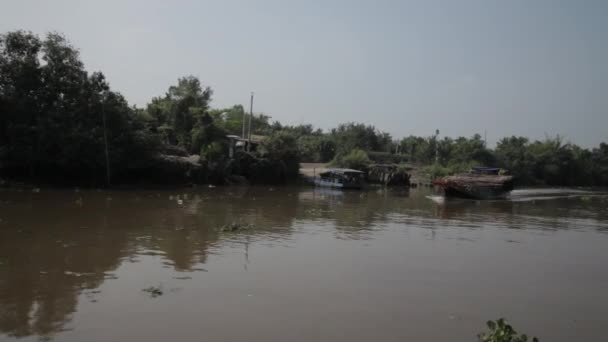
(367, 151, 408, 164)
(333, 149, 372, 171)
(200, 141, 227, 163)
(422, 161, 477, 181)
(478, 319, 538, 342)
(259, 131, 301, 179)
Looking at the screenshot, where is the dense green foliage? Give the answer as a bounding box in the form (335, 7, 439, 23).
(0, 31, 157, 185)
(332, 149, 372, 171)
(208, 105, 273, 137)
(495, 136, 608, 186)
(1, 30, 607, 187)
(295, 124, 608, 186)
(0, 31, 291, 185)
(478, 319, 538, 342)
(258, 131, 301, 179)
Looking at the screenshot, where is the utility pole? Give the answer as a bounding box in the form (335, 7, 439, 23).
(247, 92, 254, 151)
(101, 93, 111, 187)
(241, 107, 246, 138)
(435, 129, 440, 164)
(484, 130, 487, 148)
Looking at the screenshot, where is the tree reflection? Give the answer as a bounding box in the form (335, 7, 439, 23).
(1, 187, 605, 340)
(296, 188, 421, 240)
(0, 192, 131, 339)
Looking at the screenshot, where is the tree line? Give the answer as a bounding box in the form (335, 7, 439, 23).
(1, 31, 607, 187)
(0, 31, 299, 185)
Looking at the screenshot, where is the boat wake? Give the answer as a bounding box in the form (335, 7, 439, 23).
(428, 188, 607, 204)
(426, 195, 446, 204)
(509, 188, 606, 202)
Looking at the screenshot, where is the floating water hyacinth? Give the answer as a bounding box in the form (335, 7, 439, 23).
(478, 319, 539, 342)
(142, 286, 163, 298)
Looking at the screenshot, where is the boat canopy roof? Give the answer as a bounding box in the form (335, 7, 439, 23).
(472, 167, 501, 172)
(322, 168, 365, 175)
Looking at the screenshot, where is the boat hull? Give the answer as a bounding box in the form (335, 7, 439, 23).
(442, 186, 510, 200)
(434, 173, 514, 200)
(313, 178, 362, 190)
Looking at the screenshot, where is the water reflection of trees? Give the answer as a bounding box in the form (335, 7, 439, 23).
(139, 187, 300, 271)
(295, 188, 428, 239)
(0, 187, 302, 340)
(2, 187, 604, 340)
(2, 186, 403, 339)
(0, 192, 131, 339)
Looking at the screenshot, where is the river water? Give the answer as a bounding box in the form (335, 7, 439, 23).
(0, 187, 607, 342)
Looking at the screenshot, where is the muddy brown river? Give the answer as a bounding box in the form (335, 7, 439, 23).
(0, 187, 607, 341)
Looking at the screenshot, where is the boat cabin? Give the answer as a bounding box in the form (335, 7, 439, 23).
(470, 167, 508, 175)
(315, 169, 365, 189)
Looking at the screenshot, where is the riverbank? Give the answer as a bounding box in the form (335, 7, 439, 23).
(0, 163, 466, 190)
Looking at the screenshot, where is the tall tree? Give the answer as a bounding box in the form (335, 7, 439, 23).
(0, 31, 156, 184)
(145, 76, 213, 151)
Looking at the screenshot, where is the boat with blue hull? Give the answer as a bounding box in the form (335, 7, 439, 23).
(313, 169, 365, 189)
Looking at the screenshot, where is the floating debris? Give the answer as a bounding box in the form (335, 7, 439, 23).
(306, 208, 324, 216)
(84, 289, 101, 303)
(103, 273, 119, 280)
(32, 188, 41, 193)
(219, 222, 255, 232)
(172, 276, 193, 280)
(177, 199, 184, 205)
(142, 286, 163, 298)
(64, 271, 95, 277)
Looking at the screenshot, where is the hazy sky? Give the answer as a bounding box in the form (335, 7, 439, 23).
(1, 0, 607, 146)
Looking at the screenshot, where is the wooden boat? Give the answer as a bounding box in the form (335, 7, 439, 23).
(313, 169, 365, 189)
(433, 167, 514, 200)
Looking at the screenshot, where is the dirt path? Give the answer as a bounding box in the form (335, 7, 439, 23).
(299, 163, 329, 177)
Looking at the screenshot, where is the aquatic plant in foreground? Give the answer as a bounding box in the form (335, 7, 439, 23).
(478, 319, 538, 342)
